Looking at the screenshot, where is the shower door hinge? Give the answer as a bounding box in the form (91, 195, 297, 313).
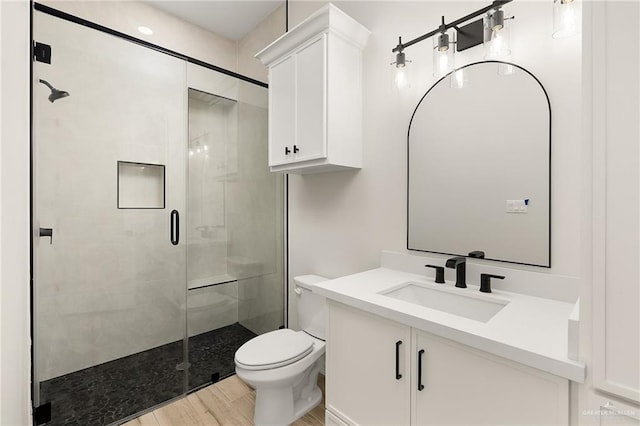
(33, 42, 51, 64)
(34, 402, 51, 425)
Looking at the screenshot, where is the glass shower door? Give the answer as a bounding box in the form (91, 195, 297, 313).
(33, 12, 187, 425)
(184, 73, 285, 391)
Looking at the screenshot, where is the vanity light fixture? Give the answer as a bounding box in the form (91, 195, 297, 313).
(390, 37, 412, 90)
(553, 0, 580, 39)
(432, 18, 455, 78)
(391, 0, 512, 85)
(483, 6, 514, 61)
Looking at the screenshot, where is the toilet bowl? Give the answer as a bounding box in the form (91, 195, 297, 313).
(234, 275, 328, 426)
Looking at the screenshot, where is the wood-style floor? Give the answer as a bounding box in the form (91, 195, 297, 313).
(122, 374, 325, 426)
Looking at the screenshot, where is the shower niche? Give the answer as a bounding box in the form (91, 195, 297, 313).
(117, 161, 165, 209)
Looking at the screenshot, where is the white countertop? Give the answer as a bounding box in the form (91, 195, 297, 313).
(314, 267, 585, 382)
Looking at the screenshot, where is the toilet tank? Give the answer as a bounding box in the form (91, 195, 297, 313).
(294, 275, 328, 340)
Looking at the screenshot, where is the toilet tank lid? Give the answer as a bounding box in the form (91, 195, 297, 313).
(294, 275, 329, 290)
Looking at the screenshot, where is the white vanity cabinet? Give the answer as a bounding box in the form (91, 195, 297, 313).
(326, 301, 570, 425)
(326, 300, 411, 425)
(255, 4, 370, 174)
(412, 329, 569, 425)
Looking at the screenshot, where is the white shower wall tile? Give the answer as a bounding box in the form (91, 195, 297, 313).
(187, 90, 237, 289)
(238, 273, 284, 334)
(231, 85, 284, 334)
(187, 283, 239, 337)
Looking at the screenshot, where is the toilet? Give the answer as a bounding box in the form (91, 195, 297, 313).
(234, 275, 328, 426)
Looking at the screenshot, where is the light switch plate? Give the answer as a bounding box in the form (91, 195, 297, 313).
(506, 200, 528, 213)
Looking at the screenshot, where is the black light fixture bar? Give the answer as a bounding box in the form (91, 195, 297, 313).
(391, 0, 512, 53)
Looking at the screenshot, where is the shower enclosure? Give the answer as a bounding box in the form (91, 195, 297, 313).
(32, 9, 284, 426)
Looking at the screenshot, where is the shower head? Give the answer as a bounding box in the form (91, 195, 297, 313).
(39, 79, 70, 103)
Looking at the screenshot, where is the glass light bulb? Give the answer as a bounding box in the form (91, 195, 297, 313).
(189, 150, 194, 156)
(394, 66, 410, 90)
(553, 0, 580, 39)
(484, 25, 511, 61)
(437, 53, 450, 77)
(491, 30, 509, 58)
(433, 30, 454, 78)
(204, 145, 208, 151)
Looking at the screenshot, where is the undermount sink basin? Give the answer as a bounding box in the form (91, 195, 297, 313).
(379, 281, 508, 323)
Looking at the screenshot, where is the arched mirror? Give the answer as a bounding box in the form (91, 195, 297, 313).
(407, 61, 551, 267)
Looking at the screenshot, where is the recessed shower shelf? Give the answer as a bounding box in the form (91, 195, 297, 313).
(117, 161, 165, 209)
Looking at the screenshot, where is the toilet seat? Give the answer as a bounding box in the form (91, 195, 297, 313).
(235, 329, 314, 371)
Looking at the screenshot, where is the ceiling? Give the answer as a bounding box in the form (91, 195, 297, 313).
(146, 1, 284, 41)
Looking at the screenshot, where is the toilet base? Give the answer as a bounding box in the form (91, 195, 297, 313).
(254, 385, 321, 426)
(252, 362, 323, 426)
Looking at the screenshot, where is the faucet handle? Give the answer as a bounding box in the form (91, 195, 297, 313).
(424, 264, 445, 284)
(468, 250, 485, 259)
(480, 274, 505, 293)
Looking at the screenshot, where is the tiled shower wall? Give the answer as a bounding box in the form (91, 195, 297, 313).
(231, 83, 284, 335)
(186, 82, 284, 338)
(187, 93, 237, 289)
(35, 11, 188, 381)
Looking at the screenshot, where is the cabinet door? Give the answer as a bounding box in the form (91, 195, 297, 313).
(413, 330, 569, 425)
(293, 34, 327, 163)
(326, 302, 411, 425)
(268, 55, 295, 166)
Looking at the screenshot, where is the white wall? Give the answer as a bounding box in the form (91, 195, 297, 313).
(284, 1, 582, 327)
(238, 4, 286, 82)
(0, 0, 32, 424)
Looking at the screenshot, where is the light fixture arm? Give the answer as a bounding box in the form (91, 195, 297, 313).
(391, 0, 512, 53)
(394, 36, 404, 54)
(439, 16, 446, 34)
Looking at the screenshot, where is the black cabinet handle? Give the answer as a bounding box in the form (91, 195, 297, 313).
(170, 210, 179, 245)
(39, 227, 53, 244)
(285, 146, 291, 155)
(293, 144, 300, 153)
(395, 340, 403, 380)
(418, 349, 425, 391)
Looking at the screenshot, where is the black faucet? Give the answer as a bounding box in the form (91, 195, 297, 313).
(424, 264, 445, 284)
(445, 256, 467, 288)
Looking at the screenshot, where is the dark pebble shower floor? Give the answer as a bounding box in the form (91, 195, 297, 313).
(39, 323, 256, 426)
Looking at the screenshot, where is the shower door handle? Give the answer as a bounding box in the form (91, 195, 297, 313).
(170, 210, 179, 246)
